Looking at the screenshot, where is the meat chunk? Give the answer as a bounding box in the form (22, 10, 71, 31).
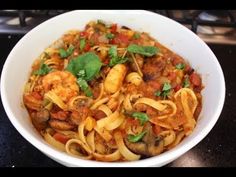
(92, 109, 107, 120)
(142, 57, 166, 81)
(49, 119, 75, 130)
(130, 54, 144, 72)
(190, 73, 202, 87)
(50, 111, 69, 121)
(69, 106, 91, 125)
(31, 109, 49, 131)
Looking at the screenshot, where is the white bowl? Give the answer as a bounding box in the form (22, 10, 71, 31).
(0, 10, 225, 167)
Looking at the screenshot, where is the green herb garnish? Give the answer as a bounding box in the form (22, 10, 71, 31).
(80, 38, 86, 51)
(133, 33, 140, 39)
(66, 52, 102, 81)
(155, 82, 172, 99)
(77, 69, 86, 78)
(154, 90, 161, 97)
(131, 112, 149, 125)
(108, 45, 117, 58)
(162, 82, 172, 99)
(109, 56, 128, 67)
(59, 49, 67, 58)
(162, 82, 172, 91)
(66, 52, 102, 97)
(127, 44, 158, 57)
(59, 44, 75, 58)
(106, 33, 115, 39)
(77, 77, 93, 97)
(127, 131, 147, 143)
(183, 77, 190, 88)
(33, 63, 52, 76)
(108, 46, 129, 67)
(175, 63, 185, 70)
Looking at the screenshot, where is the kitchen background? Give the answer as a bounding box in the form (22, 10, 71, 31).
(0, 10, 235, 167)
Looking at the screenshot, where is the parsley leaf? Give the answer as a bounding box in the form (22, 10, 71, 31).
(155, 82, 172, 99)
(131, 112, 149, 125)
(175, 63, 185, 70)
(77, 69, 86, 78)
(162, 82, 171, 91)
(127, 44, 159, 57)
(59, 44, 75, 58)
(80, 38, 86, 51)
(66, 52, 102, 81)
(154, 90, 161, 96)
(59, 48, 67, 58)
(106, 33, 115, 39)
(33, 63, 52, 76)
(108, 46, 129, 67)
(66, 52, 102, 97)
(67, 45, 74, 54)
(109, 57, 129, 67)
(108, 46, 117, 58)
(183, 77, 190, 88)
(127, 131, 147, 143)
(133, 33, 140, 39)
(77, 77, 93, 97)
(162, 82, 172, 99)
(162, 91, 170, 99)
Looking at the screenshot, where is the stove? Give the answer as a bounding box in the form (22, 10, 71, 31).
(152, 10, 236, 45)
(0, 10, 235, 167)
(1, 10, 236, 44)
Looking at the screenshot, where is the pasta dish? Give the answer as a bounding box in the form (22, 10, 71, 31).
(23, 20, 203, 161)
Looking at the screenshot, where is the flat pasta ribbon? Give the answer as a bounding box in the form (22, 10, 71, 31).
(114, 131, 141, 161)
(134, 97, 167, 111)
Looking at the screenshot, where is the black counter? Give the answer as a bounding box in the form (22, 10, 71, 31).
(0, 35, 235, 167)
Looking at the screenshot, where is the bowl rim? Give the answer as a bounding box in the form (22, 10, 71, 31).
(0, 10, 226, 167)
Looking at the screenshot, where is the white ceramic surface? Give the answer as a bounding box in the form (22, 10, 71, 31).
(0, 10, 225, 167)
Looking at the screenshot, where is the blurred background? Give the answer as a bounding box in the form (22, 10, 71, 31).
(0, 10, 235, 167)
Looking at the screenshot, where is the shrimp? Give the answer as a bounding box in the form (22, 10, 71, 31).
(42, 71, 79, 103)
(104, 64, 127, 94)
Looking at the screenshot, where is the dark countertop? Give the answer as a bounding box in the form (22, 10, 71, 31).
(0, 34, 235, 167)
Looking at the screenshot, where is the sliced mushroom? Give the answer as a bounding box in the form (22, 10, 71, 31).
(123, 140, 147, 155)
(124, 122, 164, 157)
(147, 140, 164, 156)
